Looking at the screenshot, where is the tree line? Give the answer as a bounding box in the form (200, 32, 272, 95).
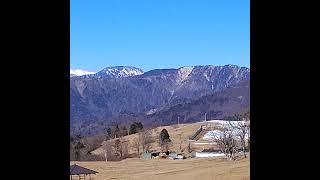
(105, 122, 144, 140)
(103, 121, 172, 161)
(103, 121, 149, 161)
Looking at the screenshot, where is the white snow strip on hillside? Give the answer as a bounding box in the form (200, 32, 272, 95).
(203, 130, 223, 140)
(177, 66, 194, 82)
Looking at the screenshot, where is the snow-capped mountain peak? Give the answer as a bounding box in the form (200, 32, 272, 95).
(94, 66, 144, 78)
(70, 69, 96, 77)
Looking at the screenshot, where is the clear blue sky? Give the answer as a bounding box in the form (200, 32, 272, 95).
(71, 0, 249, 72)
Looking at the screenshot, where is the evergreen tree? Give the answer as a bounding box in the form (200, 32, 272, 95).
(106, 127, 112, 136)
(120, 126, 128, 137)
(70, 136, 74, 143)
(159, 128, 171, 144)
(113, 139, 122, 158)
(113, 125, 120, 138)
(159, 129, 171, 152)
(129, 122, 144, 134)
(105, 127, 112, 140)
(74, 141, 85, 161)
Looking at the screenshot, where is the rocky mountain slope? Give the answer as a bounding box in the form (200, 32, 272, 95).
(70, 65, 250, 136)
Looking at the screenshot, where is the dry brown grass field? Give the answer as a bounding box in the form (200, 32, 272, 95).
(71, 156, 249, 180)
(91, 121, 221, 156)
(73, 121, 250, 180)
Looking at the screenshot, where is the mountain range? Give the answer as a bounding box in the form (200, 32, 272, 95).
(70, 65, 250, 136)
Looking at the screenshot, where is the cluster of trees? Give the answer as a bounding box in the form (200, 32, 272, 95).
(212, 114, 250, 160)
(213, 128, 238, 160)
(129, 122, 143, 134)
(132, 129, 153, 155)
(103, 122, 155, 161)
(132, 128, 172, 156)
(103, 137, 129, 161)
(105, 127, 173, 161)
(70, 134, 85, 161)
(70, 134, 106, 161)
(105, 125, 128, 140)
(105, 122, 144, 140)
(226, 110, 250, 121)
(72, 121, 166, 161)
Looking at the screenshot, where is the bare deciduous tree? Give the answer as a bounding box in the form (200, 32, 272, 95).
(139, 129, 153, 153)
(103, 141, 112, 162)
(212, 127, 238, 160)
(160, 141, 169, 152)
(111, 137, 129, 160)
(121, 139, 129, 159)
(246, 118, 250, 152)
(113, 139, 122, 158)
(132, 136, 140, 156)
(177, 133, 184, 153)
(229, 118, 250, 158)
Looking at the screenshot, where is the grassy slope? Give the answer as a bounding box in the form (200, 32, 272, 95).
(91, 121, 224, 156)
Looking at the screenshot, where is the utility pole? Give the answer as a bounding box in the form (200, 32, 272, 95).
(204, 113, 207, 128)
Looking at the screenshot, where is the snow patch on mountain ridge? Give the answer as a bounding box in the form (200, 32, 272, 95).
(70, 69, 96, 76)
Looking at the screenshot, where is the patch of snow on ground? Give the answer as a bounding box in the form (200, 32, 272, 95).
(201, 120, 249, 141)
(203, 130, 223, 140)
(194, 142, 217, 145)
(202, 129, 249, 141)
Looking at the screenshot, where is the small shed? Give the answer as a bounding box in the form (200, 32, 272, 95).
(70, 164, 98, 180)
(195, 152, 225, 158)
(168, 152, 177, 159)
(140, 152, 152, 159)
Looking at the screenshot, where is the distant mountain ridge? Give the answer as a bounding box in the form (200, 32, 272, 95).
(70, 66, 144, 78)
(70, 65, 250, 136)
(93, 66, 144, 78)
(70, 69, 96, 77)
